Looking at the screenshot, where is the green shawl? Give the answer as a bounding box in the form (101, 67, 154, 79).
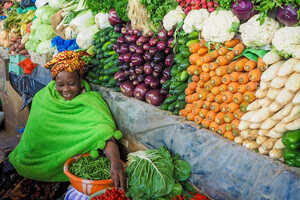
(9, 80, 122, 182)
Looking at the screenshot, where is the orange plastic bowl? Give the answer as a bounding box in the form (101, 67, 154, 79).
(64, 153, 113, 195)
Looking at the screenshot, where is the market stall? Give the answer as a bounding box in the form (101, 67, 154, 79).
(0, 0, 300, 199)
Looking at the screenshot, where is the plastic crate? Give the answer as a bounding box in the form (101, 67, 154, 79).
(8, 54, 26, 75)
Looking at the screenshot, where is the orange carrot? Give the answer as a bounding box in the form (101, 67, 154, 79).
(231, 119, 240, 130)
(228, 82, 239, 93)
(246, 81, 258, 91)
(215, 94, 223, 104)
(185, 104, 193, 113)
(209, 62, 218, 70)
(225, 38, 240, 48)
(217, 47, 229, 55)
(225, 123, 232, 131)
(221, 74, 231, 84)
(232, 43, 245, 56)
(202, 63, 210, 72)
(187, 113, 195, 121)
(187, 65, 200, 75)
(248, 68, 262, 82)
(207, 111, 216, 121)
(229, 72, 240, 82)
(215, 113, 225, 125)
(199, 39, 206, 47)
(227, 59, 238, 74)
(198, 47, 209, 56)
(216, 56, 230, 66)
(206, 93, 215, 102)
(188, 82, 197, 91)
(201, 119, 210, 129)
(220, 103, 228, 113)
(192, 107, 201, 115)
(189, 53, 202, 65)
(189, 42, 201, 53)
(210, 76, 222, 86)
(191, 93, 200, 102)
(200, 72, 210, 82)
(209, 71, 216, 77)
(204, 81, 213, 91)
(185, 95, 194, 103)
(232, 128, 240, 137)
(197, 81, 205, 88)
(215, 66, 227, 76)
(257, 57, 267, 72)
(243, 91, 256, 103)
(224, 131, 234, 140)
(211, 86, 220, 95)
(233, 110, 244, 119)
(208, 50, 219, 60)
(202, 101, 211, 110)
(238, 73, 249, 84)
(210, 102, 220, 112)
(225, 52, 235, 62)
(219, 84, 228, 92)
(240, 101, 249, 113)
(244, 60, 257, 71)
(179, 109, 188, 117)
(194, 115, 203, 125)
(192, 75, 200, 82)
(222, 91, 233, 103)
(202, 53, 214, 63)
(217, 124, 226, 135)
(224, 112, 234, 123)
(199, 109, 209, 118)
(237, 84, 247, 93)
(209, 121, 219, 132)
(185, 88, 193, 95)
(233, 93, 243, 104)
(193, 100, 204, 108)
(227, 102, 239, 113)
(196, 58, 204, 67)
(235, 58, 248, 72)
(198, 89, 209, 100)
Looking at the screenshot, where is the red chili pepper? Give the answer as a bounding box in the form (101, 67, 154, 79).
(92, 188, 129, 200)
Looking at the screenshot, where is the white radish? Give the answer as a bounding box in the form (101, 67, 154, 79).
(240, 130, 257, 140)
(269, 102, 282, 112)
(293, 90, 300, 104)
(261, 61, 284, 81)
(234, 136, 243, 144)
(285, 73, 300, 92)
(260, 81, 270, 90)
(259, 145, 270, 155)
(247, 100, 261, 111)
(277, 58, 298, 76)
(266, 129, 283, 138)
(275, 88, 294, 106)
(273, 123, 287, 133)
(256, 88, 268, 98)
(261, 118, 278, 130)
(263, 51, 282, 65)
(250, 123, 261, 129)
(282, 105, 300, 123)
(243, 140, 259, 150)
(270, 76, 288, 89)
(271, 103, 293, 121)
(269, 149, 282, 159)
(293, 59, 300, 72)
(239, 120, 250, 130)
(267, 88, 281, 100)
(286, 118, 300, 130)
(241, 111, 256, 121)
(274, 139, 285, 149)
(261, 138, 276, 150)
(258, 129, 269, 136)
(258, 98, 272, 107)
(250, 108, 271, 123)
(256, 135, 268, 145)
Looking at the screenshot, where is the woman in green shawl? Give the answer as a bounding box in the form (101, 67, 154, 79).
(2, 51, 126, 199)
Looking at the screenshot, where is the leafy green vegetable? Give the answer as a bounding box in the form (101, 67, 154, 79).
(114, 0, 129, 21)
(229, 21, 240, 33)
(216, 0, 235, 10)
(173, 154, 191, 181)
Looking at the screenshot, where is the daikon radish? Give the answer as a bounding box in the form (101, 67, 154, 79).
(249, 123, 261, 129)
(240, 130, 257, 140)
(274, 138, 285, 149)
(270, 76, 288, 88)
(247, 100, 261, 111)
(271, 103, 293, 120)
(282, 105, 300, 123)
(243, 140, 259, 150)
(258, 129, 268, 136)
(261, 138, 276, 150)
(249, 108, 271, 123)
(256, 135, 268, 145)
(258, 98, 272, 107)
(234, 136, 243, 144)
(241, 111, 256, 121)
(239, 120, 250, 130)
(260, 81, 270, 90)
(267, 88, 281, 100)
(269, 102, 282, 112)
(286, 118, 300, 130)
(261, 118, 278, 130)
(275, 88, 294, 105)
(294, 60, 300, 72)
(256, 88, 268, 98)
(263, 51, 281, 65)
(266, 129, 283, 138)
(259, 145, 270, 155)
(277, 58, 298, 76)
(273, 123, 287, 133)
(285, 73, 300, 92)
(261, 61, 284, 81)
(269, 149, 282, 159)
(293, 90, 300, 104)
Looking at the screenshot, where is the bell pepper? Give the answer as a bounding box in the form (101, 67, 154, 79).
(283, 148, 300, 167)
(282, 129, 300, 167)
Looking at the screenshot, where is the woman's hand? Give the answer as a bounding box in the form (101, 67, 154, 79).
(104, 138, 127, 191)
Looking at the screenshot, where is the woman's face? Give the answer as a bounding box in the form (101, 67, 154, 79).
(55, 71, 82, 101)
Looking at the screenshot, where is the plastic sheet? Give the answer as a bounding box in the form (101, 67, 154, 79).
(51, 36, 79, 52)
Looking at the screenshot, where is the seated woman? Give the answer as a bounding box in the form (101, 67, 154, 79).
(2, 51, 126, 199)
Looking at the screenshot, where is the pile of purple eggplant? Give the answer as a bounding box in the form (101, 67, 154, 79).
(113, 23, 175, 106)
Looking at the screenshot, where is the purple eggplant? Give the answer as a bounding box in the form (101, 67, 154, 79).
(145, 89, 165, 106)
(108, 8, 123, 25)
(149, 38, 158, 46)
(135, 66, 144, 74)
(114, 71, 127, 81)
(160, 88, 168, 96)
(120, 81, 134, 97)
(117, 36, 126, 44)
(143, 63, 153, 75)
(153, 64, 163, 72)
(153, 52, 165, 63)
(165, 54, 174, 67)
(163, 67, 171, 79)
(143, 52, 152, 61)
(167, 30, 174, 37)
(129, 44, 137, 53)
(143, 43, 151, 51)
(149, 47, 158, 56)
(137, 74, 144, 82)
(114, 24, 123, 33)
(164, 48, 171, 54)
(120, 44, 129, 54)
(136, 47, 144, 54)
(136, 36, 148, 46)
(149, 78, 160, 89)
(157, 41, 166, 51)
(131, 54, 144, 66)
(134, 83, 149, 100)
(160, 76, 167, 84)
(157, 29, 167, 40)
(167, 38, 174, 48)
(123, 53, 132, 63)
(144, 75, 155, 85)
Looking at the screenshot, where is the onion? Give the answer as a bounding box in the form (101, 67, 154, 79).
(134, 83, 149, 100)
(143, 52, 152, 61)
(149, 78, 160, 89)
(119, 64, 129, 71)
(132, 80, 139, 86)
(149, 38, 158, 46)
(114, 71, 128, 82)
(165, 54, 174, 67)
(143, 63, 153, 75)
(163, 67, 171, 79)
(118, 54, 125, 63)
(137, 74, 144, 82)
(149, 47, 158, 55)
(114, 24, 123, 33)
(136, 36, 148, 46)
(129, 73, 137, 81)
(232, 0, 255, 21)
(167, 38, 174, 48)
(145, 89, 165, 106)
(153, 52, 165, 63)
(157, 29, 167, 40)
(120, 81, 135, 97)
(164, 48, 171, 55)
(129, 44, 137, 53)
(136, 47, 144, 54)
(277, 4, 299, 26)
(167, 30, 174, 37)
(131, 53, 144, 66)
(160, 88, 168, 96)
(120, 44, 129, 54)
(160, 77, 167, 84)
(152, 71, 161, 78)
(108, 8, 123, 25)
(157, 41, 166, 51)
(135, 66, 144, 74)
(144, 75, 155, 85)
(117, 36, 126, 44)
(121, 27, 127, 34)
(153, 64, 163, 72)
(123, 53, 132, 63)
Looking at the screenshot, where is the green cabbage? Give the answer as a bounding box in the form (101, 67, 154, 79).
(35, 5, 59, 24)
(36, 40, 55, 54)
(69, 10, 95, 33)
(25, 39, 40, 52)
(76, 24, 98, 50)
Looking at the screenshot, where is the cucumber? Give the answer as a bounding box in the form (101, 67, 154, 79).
(175, 101, 186, 109)
(173, 83, 188, 95)
(163, 95, 177, 104)
(162, 80, 171, 90)
(168, 101, 177, 111)
(160, 103, 169, 110)
(170, 81, 183, 90)
(177, 94, 186, 101)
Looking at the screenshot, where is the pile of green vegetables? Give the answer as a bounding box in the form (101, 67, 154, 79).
(139, 0, 178, 31)
(126, 146, 192, 200)
(87, 27, 121, 90)
(69, 156, 111, 180)
(282, 129, 300, 167)
(160, 30, 199, 115)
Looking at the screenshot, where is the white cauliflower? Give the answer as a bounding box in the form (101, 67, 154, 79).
(239, 14, 279, 47)
(163, 6, 185, 31)
(201, 10, 239, 43)
(95, 13, 111, 29)
(183, 9, 209, 33)
(272, 27, 300, 59)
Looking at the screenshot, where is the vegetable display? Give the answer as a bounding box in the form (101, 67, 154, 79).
(86, 27, 121, 89)
(282, 129, 300, 167)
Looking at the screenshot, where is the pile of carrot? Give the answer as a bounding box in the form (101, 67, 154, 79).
(180, 38, 265, 141)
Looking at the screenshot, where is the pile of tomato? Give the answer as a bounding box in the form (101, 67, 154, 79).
(91, 188, 128, 200)
(176, 0, 219, 14)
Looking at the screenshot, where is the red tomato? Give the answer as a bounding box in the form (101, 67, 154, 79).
(207, 1, 213, 7)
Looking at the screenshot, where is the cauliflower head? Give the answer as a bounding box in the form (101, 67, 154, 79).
(163, 6, 185, 31)
(272, 27, 300, 59)
(240, 14, 279, 47)
(95, 13, 111, 29)
(183, 9, 209, 33)
(202, 10, 239, 43)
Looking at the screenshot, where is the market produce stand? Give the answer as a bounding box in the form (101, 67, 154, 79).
(93, 85, 300, 200)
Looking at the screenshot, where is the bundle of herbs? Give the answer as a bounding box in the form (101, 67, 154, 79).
(69, 156, 111, 180)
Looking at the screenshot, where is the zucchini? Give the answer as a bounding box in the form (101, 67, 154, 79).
(160, 103, 169, 110)
(175, 101, 186, 109)
(173, 83, 187, 95)
(170, 81, 183, 90)
(173, 108, 180, 115)
(103, 66, 119, 75)
(168, 101, 177, 111)
(163, 95, 177, 104)
(162, 80, 171, 90)
(177, 94, 186, 101)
